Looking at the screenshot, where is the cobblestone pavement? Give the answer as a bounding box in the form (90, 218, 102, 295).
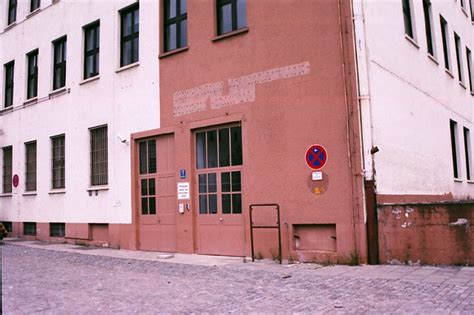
(2, 242, 474, 314)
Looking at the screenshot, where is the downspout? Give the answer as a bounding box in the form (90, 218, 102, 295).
(337, 0, 362, 260)
(352, 0, 375, 185)
(352, 0, 379, 263)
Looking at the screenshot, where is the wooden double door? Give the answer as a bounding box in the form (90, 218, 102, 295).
(137, 134, 177, 252)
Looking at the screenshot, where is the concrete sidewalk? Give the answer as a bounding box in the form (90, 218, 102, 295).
(4, 238, 474, 285)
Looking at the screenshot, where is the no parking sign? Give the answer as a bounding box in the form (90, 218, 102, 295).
(305, 144, 328, 170)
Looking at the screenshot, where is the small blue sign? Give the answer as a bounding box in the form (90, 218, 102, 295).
(179, 169, 186, 179)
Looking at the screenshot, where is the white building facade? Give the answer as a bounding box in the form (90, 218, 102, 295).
(354, 0, 474, 264)
(0, 0, 160, 245)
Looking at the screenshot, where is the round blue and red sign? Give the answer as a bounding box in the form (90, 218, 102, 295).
(305, 144, 328, 170)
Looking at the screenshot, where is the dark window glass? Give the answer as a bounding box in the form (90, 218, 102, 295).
(209, 194, 217, 214)
(231, 171, 241, 191)
(8, 0, 17, 25)
(23, 222, 36, 236)
(27, 50, 38, 99)
(90, 125, 108, 186)
(199, 195, 208, 214)
(216, 0, 247, 35)
(50, 223, 65, 237)
(25, 141, 37, 192)
(222, 194, 231, 214)
(454, 33, 464, 83)
(141, 178, 147, 196)
(199, 174, 207, 193)
(53, 36, 67, 90)
(422, 0, 434, 56)
(141, 198, 148, 215)
(4, 61, 14, 108)
(231, 126, 242, 165)
(84, 21, 100, 79)
(467, 48, 473, 93)
(464, 127, 471, 181)
(207, 130, 218, 168)
(149, 197, 156, 215)
(232, 194, 242, 214)
(2, 147, 12, 194)
(221, 172, 230, 192)
(402, 0, 413, 38)
(30, 0, 40, 12)
(164, 0, 187, 52)
(51, 135, 65, 189)
(450, 120, 459, 178)
(138, 139, 156, 174)
(139, 142, 147, 174)
(140, 178, 156, 215)
(120, 3, 139, 66)
(440, 16, 451, 71)
(470, 0, 474, 23)
(219, 128, 230, 167)
(196, 132, 206, 169)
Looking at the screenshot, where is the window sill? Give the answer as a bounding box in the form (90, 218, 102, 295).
(159, 46, 189, 59)
(0, 193, 13, 198)
(404, 34, 419, 49)
(79, 75, 100, 85)
(4, 22, 17, 32)
(23, 191, 37, 196)
(0, 106, 13, 115)
(87, 186, 109, 192)
(461, 7, 469, 18)
(49, 87, 70, 98)
(460, 81, 466, 89)
(454, 178, 463, 183)
(23, 97, 38, 106)
(212, 27, 249, 42)
(115, 62, 139, 73)
(49, 189, 66, 195)
(445, 69, 454, 79)
(467, 180, 474, 184)
(427, 54, 438, 65)
(26, 8, 41, 19)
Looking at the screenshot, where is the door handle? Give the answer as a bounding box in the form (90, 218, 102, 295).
(219, 217, 223, 222)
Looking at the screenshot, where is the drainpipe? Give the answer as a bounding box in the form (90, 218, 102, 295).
(352, 0, 376, 204)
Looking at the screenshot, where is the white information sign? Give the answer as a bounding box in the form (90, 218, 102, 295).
(177, 182, 190, 200)
(312, 171, 323, 181)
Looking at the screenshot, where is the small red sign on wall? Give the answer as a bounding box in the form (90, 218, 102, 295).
(12, 174, 19, 188)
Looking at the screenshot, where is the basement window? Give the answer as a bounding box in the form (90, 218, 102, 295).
(23, 222, 37, 236)
(50, 223, 65, 237)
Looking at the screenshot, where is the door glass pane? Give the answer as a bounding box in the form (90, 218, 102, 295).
(141, 197, 148, 215)
(237, 0, 247, 29)
(148, 140, 156, 173)
(208, 173, 217, 193)
(139, 142, 147, 174)
(219, 128, 230, 167)
(231, 126, 243, 165)
(222, 194, 231, 214)
(141, 179, 147, 196)
(231, 171, 241, 191)
(232, 194, 242, 214)
(148, 178, 155, 195)
(149, 197, 156, 214)
(199, 174, 207, 193)
(209, 194, 217, 214)
(199, 195, 208, 214)
(221, 172, 230, 192)
(207, 130, 218, 168)
(196, 132, 206, 169)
